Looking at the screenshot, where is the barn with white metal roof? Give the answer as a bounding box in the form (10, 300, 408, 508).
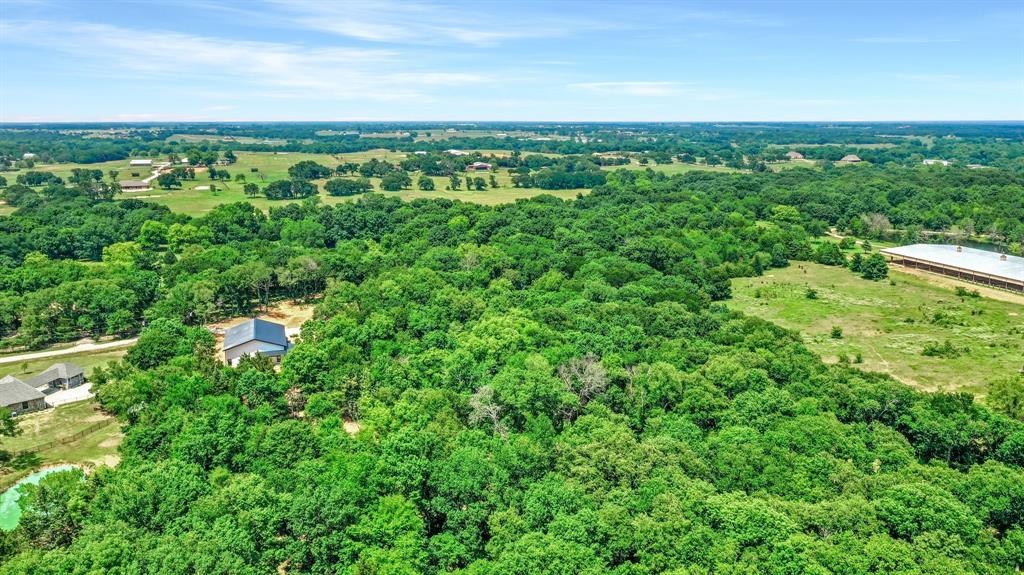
(880, 244, 1024, 292)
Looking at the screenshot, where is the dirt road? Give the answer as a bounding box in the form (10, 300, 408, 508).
(0, 338, 138, 366)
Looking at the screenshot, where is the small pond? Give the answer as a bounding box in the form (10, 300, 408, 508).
(0, 465, 79, 531)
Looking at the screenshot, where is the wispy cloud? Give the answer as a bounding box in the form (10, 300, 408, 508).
(0, 20, 487, 100)
(569, 81, 688, 97)
(854, 36, 958, 44)
(267, 0, 608, 46)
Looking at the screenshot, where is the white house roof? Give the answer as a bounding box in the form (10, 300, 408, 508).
(881, 244, 1024, 283)
(129, 159, 153, 165)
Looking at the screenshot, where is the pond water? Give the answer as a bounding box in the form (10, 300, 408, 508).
(0, 465, 79, 531)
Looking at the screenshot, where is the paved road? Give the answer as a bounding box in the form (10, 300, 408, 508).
(0, 338, 138, 366)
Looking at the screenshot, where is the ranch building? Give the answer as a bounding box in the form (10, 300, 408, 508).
(129, 159, 153, 166)
(880, 244, 1024, 293)
(466, 162, 493, 172)
(785, 151, 804, 160)
(222, 318, 291, 367)
(839, 154, 862, 163)
(120, 180, 149, 191)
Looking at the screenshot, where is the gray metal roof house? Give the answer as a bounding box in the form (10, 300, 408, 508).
(28, 363, 86, 391)
(0, 375, 47, 416)
(222, 318, 291, 366)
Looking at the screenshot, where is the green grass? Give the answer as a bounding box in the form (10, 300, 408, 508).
(112, 150, 589, 215)
(605, 160, 738, 175)
(0, 348, 127, 381)
(0, 400, 121, 491)
(5, 151, 731, 218)
(728, 261, 1024, 395)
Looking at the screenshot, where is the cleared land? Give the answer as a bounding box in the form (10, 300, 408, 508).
(117, 150, 587, 215)
(728, 262, 1024, 395)
(0, 400, 122, 490)
(0, 347, 127, 380)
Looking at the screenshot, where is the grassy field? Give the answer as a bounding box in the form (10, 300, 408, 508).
(4, 151, 736, 218)
(115, 150, 588, 215)
(0, 400, 121, 490)
(0, 348, 127, 381)
(728, 262, 1024, 395)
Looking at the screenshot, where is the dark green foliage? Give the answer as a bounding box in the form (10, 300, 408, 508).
(860, 253, 889, 280)
(287, 160, 334, 180)
(1, 124, 1023, 574)
(325, 177, 373, 196)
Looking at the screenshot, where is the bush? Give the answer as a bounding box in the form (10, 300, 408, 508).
(922, 340, 967, 358)
(830, 326, 843, 339)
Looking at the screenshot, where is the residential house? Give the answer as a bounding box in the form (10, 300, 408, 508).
(785, 151, 804, 160)
(839, 154, 863, 163)
(129, 159, 153, 167)
(28, 363, 85, 391)
(466, 162, 493, 172)
(222, 318, 291, 367)
(0, 375, 47, 416)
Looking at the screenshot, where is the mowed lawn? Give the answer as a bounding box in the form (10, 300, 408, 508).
(0, 399, 122, 491)
(728, 262, 1024, 395)
(0, 348, 127, 381)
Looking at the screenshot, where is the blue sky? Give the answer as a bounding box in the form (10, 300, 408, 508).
(1, 0, 1022, 121)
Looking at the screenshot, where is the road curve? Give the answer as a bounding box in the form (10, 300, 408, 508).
(0, 338, 138, 366)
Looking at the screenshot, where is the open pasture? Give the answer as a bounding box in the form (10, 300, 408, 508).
(728, 261, 1024, 395)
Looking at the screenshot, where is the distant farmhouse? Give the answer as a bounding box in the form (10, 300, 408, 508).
(785, 151, 804, 160)
(923, 159, 951, 166)
(22, 152, 36, 160)
(120, 180, 150, 191)
(466, 161, 493, 172)
(29, 363, 85, 391)
(129, 159, 153, 167)
(222, 318, 291, 367)
(0, 375, 46, 416)
(839, 154, 862, 163)
(445, 149, 469, 156)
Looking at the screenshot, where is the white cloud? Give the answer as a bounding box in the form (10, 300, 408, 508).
(266, 0, 605, 46)
(569, 81, 689, 97)
(0, 20, 488, 100)
(853, 36, 957, 44)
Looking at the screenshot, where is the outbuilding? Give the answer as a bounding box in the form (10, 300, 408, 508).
(880, 244, 1024, 293)
(22, 152, 36, 160)
(785, 151, 804, 160)
(129, 159, 153, 167)
(222, 318, 291, 366)
(120, 180, 150, 191)
(0, 375, 47, 416)
(839, 154, 862, 163)
(466, 162, 493, 171)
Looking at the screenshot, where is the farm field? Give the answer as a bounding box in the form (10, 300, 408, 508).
(728, 261, 1024, 395)
(0, 400, 122, 491)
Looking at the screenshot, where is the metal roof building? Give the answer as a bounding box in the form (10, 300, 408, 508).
(222, 318, 291, 366)
(880, 244, 1024, 292)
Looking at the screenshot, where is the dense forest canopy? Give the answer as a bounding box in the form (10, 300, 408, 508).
(0, 123, 1022, 574)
